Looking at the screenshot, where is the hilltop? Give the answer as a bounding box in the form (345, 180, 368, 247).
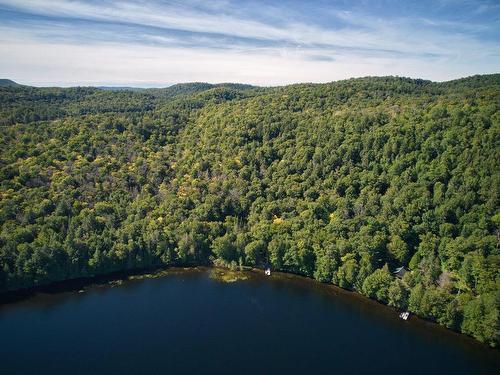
(0, 79, 22, 87)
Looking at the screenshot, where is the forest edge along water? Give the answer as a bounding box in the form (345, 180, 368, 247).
(0, 265, 497, 345)
(1, 266, 499, 375)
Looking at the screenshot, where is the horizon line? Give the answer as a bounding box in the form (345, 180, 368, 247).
(3, 72, 499, 89)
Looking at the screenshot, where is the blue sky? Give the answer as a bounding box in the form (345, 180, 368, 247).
(0, 0, 499, 86)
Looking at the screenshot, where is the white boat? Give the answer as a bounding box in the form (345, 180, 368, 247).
(399, 311, 410, 320)
(265, 268, 271, 276)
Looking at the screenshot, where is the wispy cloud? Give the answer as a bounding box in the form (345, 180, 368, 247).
(0, 0, 498, 86)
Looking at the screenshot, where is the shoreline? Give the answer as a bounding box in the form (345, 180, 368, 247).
(0, 265, 199, 305)
(0, 265, 498, 352)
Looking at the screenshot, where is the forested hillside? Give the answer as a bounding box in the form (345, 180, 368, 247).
(0, 76, 498, 346)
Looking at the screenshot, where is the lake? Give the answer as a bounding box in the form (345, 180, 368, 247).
(0, 268, 498, 374)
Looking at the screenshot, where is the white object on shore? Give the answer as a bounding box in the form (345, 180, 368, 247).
(265, 268, 271, 276)
(399, 311, 410, 320)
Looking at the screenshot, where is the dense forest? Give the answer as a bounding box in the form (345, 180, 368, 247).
(0, 75, 498, 346)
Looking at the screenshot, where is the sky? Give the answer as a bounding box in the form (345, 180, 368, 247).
(0, 0, 499, 87)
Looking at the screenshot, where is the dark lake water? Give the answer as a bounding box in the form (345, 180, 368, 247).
(1, 268, 498, 374)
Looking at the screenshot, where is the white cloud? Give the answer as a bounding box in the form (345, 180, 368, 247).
(2, 0, 494, 55)
(1, 38, 497, 87)
(0, 0, 498, 85)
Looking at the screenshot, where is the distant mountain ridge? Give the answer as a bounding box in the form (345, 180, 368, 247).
(97, 86, 147, 92)
(0, 79, 22, 87)
(1, 74, 499, 91)
(144, 82, 258, 98)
